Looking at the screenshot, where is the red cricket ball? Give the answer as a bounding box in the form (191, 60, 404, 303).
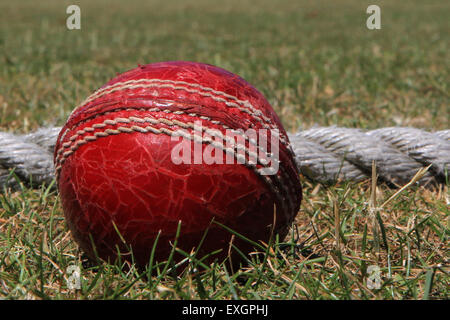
(55, 61, 302, 269)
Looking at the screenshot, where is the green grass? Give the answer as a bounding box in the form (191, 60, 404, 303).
(0, 0, 448, 299)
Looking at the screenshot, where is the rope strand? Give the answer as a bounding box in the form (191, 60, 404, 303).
(0, 126, 449, 189)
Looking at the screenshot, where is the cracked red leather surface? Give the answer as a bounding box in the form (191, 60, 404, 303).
(55, 61, 302, 268)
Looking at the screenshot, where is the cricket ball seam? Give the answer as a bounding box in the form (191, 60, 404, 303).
(60, 107, 256, 155)
(57, 107, 286, 174)
(57, 114, 273, 170)
(79, 78, 271, 123)
(71, 79, 290, 148)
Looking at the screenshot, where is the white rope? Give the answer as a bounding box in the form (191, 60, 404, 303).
(0, 126, 448, 189)
(289, 127, 449, 186)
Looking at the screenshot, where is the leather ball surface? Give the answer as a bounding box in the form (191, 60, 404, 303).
(55, 61, 302, 268)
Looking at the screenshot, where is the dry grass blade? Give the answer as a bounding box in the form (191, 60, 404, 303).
(380, 165, 432, 209)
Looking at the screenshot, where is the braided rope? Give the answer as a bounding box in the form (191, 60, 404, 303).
(0, 126, 449, 189)
(289, 127, 449, 186)
(0, 130, 56, 188)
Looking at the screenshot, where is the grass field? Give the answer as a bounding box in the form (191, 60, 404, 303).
(0, 0, 448, 299)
